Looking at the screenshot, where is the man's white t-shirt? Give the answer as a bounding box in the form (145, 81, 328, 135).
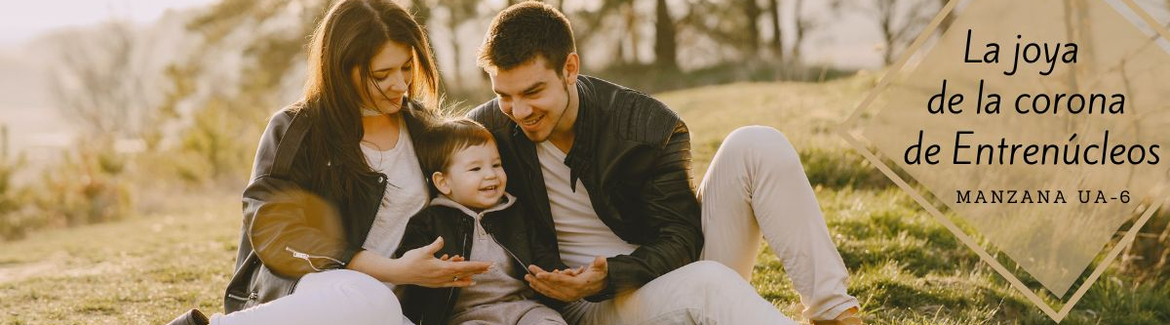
(536, 140, 639, 268)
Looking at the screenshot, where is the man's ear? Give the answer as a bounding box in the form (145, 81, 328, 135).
(563, 52, 580, 85)
(432, 171, 452, 195)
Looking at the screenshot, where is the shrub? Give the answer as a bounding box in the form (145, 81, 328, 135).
(26, 143, 134, 231)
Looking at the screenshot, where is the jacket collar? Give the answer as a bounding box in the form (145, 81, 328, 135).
(429, 192, 517, 219)
(564, 76, 597, 192)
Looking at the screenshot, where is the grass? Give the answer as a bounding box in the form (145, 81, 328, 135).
(0, 194, 238, 324)
(2, 75, 1168, 324)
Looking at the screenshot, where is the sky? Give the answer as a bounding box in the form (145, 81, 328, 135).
(0, 0, 222, 158)
(0, 0, 220, 46)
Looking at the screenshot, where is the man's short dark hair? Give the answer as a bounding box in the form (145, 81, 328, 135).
(477, 1, 576, 75)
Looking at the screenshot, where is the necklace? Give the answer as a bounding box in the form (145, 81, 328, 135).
(362, 141, 390, 170)
(361, 114, 405, 171)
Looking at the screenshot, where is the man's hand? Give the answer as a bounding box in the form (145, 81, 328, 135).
(525, 256, 608, 302)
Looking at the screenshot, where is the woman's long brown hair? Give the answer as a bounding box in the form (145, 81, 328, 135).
(298, 0, 440, 207)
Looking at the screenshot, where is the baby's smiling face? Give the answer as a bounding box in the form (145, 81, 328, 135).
(433, 141, 507, 210)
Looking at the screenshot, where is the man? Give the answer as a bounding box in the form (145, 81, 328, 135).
(467, 2, 861, 324)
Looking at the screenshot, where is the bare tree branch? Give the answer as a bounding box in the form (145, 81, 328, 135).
(46, 21, 149, 139)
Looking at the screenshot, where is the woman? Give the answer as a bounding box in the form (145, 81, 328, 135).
(167, 1, 490, 324)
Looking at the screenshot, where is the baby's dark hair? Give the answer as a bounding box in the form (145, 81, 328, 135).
(416, 118, 496, 195)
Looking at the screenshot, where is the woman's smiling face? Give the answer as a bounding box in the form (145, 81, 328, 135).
(352, 41, 414, 114)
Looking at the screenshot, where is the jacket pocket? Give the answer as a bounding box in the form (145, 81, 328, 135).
(250, 262, 299, 304)
(223, 253, 300, 313)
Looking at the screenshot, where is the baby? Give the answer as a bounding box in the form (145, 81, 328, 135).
(394, 118, 568, 325)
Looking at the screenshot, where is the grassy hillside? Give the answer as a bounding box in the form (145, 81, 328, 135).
(2, 76, 1168, 324)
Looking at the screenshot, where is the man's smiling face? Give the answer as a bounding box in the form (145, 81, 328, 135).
(489, 55, 576, 143)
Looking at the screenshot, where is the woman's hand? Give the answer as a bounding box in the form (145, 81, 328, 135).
(399, 237, 492, 287)
(350, 236, 491, 288)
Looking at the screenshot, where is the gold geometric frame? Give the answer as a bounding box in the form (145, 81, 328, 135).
(835, 0, 1167, 321)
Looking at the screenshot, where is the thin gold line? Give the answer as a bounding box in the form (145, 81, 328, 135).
(1119, 0, 1170, 44)
(837, 129, 1062, 319)
(837, 0, 1170, 321)
(840, 0, 962, 127)
(1054, 0, 1170, 319)
(1056, 200, 1164, 319)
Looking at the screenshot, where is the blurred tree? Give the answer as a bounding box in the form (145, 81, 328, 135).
(446, 0, 479, 90)
(572, 0, 626, 52)
(937, 0, 954, 33)
(790, 0, 840, 67)
(654, 0, 679, 71)
(174, 0, 326, 184)
(676, 0, 766, 66)
(186, 0, 260, 43)
(743, 0, 763, 58)
(618, 2, 641, 64)
(864, 0, 938, 64)
(46, 21, 149, 140)
(769, 0, 783, 62)
(791, 0, 808, 64)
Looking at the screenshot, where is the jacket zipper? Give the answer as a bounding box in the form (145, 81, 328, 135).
(479, 214, 530, 275)
(284, 246, 345, 272)
(225, 292, 254, 301)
